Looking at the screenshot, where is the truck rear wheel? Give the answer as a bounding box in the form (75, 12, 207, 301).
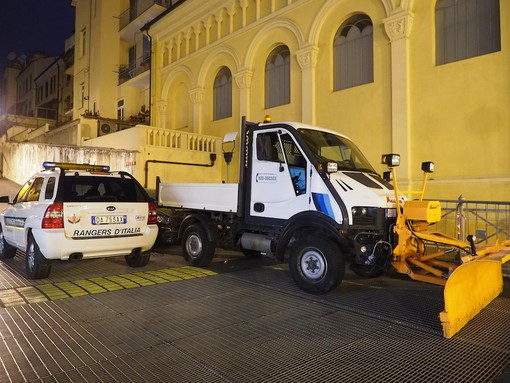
(289, 235, 344, 294)
(26, 234, 51, 279)
(0, 226, 16, 259)
(182, 224, 215, 267)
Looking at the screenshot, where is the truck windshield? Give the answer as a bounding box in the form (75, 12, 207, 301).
(297, 128, 375, 172)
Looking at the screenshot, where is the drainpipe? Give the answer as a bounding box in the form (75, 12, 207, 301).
(144, 154, 217, 188)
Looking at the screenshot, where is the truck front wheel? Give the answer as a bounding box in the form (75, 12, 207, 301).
(289, 235, 344, 294)
(182, 224, 215, 267)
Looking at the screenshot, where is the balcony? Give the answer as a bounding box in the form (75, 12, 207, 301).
(119, 0, 174, 41)
(119, 54, 151, 87)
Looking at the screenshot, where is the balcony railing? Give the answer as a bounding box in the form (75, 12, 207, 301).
(119, 55, 151, 84)
(119, 0, 172, 30)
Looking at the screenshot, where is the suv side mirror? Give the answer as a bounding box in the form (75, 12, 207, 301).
(0, 196, 11, 203)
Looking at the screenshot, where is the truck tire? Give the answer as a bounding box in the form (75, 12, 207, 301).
(182, 224, 215, 267)
(351, 264, 384, 278)
(289, 235, 344, 294)
(26, 234, 51, 279)
(0, 226, 16, 259)
(125, 251, 151, 267)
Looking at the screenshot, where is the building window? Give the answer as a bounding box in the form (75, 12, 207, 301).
(80, 28, 87, 57)
(436, 0, 501, 65)
(213, 67, 232, 120)
(117, 99, 125, 120)
(333, 14, 373, 91)
(265, 45, 290, 109)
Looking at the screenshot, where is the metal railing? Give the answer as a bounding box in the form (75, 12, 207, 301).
(119, 55, 151, 84)
(430, 197, 510, 275)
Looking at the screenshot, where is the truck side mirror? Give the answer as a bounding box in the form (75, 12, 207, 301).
(0, 196, 10, 203)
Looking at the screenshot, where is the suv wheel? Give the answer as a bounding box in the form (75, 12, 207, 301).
(125, 251, 151, 267)
(0, 226, 16, 259)
(26, 234, 51, 279)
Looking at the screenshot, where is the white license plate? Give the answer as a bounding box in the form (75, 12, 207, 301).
(92, 215, 127, 225)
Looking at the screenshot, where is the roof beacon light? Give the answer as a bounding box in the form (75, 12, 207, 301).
(42, 162, 110, 172)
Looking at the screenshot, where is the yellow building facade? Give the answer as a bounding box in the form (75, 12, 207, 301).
(146, 0, 509, 201)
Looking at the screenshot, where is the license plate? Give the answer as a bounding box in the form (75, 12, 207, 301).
(92, 215, 127, 225)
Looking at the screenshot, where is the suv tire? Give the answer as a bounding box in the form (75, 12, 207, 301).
(125, 251, 151, 267)
(0, 226, 16, 259)
(26, 234, 51, 279)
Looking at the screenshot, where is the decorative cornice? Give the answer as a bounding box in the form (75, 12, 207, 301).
(383, 9, 414, 42)
(296, 45, 319, 70)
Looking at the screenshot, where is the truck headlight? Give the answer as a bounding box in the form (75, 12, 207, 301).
(381, 154, 400, 167)
(421, 161, 435, 173)
(327, 162, 338, 173)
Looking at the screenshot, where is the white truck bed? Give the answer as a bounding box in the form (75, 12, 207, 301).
(158, 182, 239, 212)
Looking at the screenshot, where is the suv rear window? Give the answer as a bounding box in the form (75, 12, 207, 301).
(62, 176, 148, 203)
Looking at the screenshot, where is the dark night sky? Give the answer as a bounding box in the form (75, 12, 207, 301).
(0, 0, 75, 72)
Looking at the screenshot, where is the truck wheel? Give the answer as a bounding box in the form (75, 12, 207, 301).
(26, 234, 51, 279)
(0, 226, 16, 259)
(125, 251, 151, 267)
(351, 264, 384, 278)
(289, 235, 344, 294)
(182, 224, 215, 267)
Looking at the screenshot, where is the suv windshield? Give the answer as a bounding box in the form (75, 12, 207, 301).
(297, 128, 375, 172)
(63, 175, 149, 203)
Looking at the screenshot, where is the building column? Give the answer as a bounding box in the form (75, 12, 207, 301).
(296, 44, 319, 125)
(384, 9, 414, 187)
(156, 100, 168, 129)
(189, 86, 204, 133)
(234, 68, 253, 119)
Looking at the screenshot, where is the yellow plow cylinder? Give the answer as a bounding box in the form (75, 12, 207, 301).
(439, 259, 503, 338)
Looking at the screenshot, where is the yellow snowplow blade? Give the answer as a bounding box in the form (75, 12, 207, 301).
(439, 259, 504, 338)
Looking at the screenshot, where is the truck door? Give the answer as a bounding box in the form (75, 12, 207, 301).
(250, 129, 310, 219)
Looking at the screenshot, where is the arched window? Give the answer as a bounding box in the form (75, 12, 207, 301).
(436, 0, 501, 65)
(333, 14, 373, 91)
(213, 66, 232, 120)
(265, 45, 290, 109)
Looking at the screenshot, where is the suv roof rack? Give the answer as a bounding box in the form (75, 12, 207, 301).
(42, 162, 110, 172)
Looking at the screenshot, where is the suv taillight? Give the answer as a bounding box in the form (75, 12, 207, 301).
(148, 202, 158, 225)
(42, 202, 64, 229)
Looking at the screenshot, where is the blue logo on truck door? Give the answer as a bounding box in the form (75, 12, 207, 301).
(312, 193, 335, 219)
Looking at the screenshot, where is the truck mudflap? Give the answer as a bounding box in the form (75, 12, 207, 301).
(440, 244, 510, 338)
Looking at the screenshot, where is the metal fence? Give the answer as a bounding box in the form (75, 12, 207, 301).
(430, 197, 510, 275)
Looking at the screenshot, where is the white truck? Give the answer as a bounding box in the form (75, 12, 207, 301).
(157, 118, 397, 294)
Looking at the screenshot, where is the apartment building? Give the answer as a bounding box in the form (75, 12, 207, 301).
(71, 0, 180, 139)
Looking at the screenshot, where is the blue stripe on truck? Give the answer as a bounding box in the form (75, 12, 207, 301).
(312, 193, 335, 219)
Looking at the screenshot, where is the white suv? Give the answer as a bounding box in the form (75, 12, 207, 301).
(0, 162, 159, 279)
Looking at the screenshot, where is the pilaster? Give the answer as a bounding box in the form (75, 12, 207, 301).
(189, 86, 204, 133)
(234, 69, 253, 118)
(383, 9, 414, 187)
(296, 45, 319, 125)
